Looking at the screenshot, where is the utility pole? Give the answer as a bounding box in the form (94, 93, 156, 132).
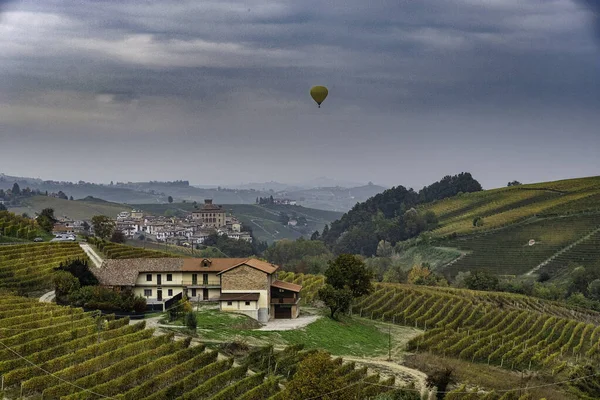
(388, 325, 392, 361)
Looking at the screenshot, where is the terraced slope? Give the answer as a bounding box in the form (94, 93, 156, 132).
(420, 176, 600, 237)
(0, 242, 87, 292)
(88, 238, 177, 259)
(440, 213, 600, 278)
(357, 284, 600, 374)
(0, 296, 397, 400)
(539, 228, 600, 278)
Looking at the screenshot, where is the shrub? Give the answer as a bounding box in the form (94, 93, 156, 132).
(184, 311, 197, 330)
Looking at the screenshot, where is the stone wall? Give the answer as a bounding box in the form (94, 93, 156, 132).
(221, 265, 269, 291)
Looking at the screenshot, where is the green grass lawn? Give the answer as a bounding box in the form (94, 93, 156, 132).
(165, 306, 420, 358)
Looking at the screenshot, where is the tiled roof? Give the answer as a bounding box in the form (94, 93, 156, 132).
(181, 258, 249, 272)
(219, 292, 260, 301)
(93, 258, 184, 286)
(217, 258, 279, 275)
(271, 280, 302, 292)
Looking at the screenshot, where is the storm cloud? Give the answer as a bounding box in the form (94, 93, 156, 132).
(1, 0, 599, 189)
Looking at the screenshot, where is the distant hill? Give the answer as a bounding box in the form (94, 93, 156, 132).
(322, 173, 483, 255)
(8, 195, 129, 220)
(0, 173, 386, 212)
(133, 202, 343, 244)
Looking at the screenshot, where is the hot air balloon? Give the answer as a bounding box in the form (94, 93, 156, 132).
(310, 86, 328, 108)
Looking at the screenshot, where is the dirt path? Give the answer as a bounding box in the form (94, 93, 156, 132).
(341, 355, 428, 392)
(257, 315, 320, 331)
(79, 243, 103, 268)
(39, 290, 55, 303)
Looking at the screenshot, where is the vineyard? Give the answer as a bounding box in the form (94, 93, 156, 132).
(441, 213, 600, 278)
(0, 242, 87, 292)
(87, 238, 177, 259)
(0, 295, 399, 400)
(0, 211, 44, 241)
(276, 271, 325, 304)
(419, 176, 600, 237)
(356, 283, 600, 375)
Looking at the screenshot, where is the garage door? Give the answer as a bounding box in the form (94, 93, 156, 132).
(274, 306, 292, 319)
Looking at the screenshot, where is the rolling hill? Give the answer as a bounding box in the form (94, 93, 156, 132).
(8, 196, 129, 221)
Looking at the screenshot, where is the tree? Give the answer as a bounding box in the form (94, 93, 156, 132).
(37, 208, 57, 232)
(376, 240, 393, 257)
(463, 270, 499, 291)
(324, 254, 373, 297)
(91, 215, 115, 239)
(69, 196, 74, 201)
(507, 180, 522, 187)
(281, 351, 347, 400)
(185, 311, 197, 330)
(168, 196, 173, 204)
(310, 230, 320, 240)
(53, 271, 81, 303)
(110, 230, 127, 243)
(0, 203, 6, 211)
(318, 284, 353, 319)
(57, 191, 68, 200)
(11, 182, 20, 195)
(588, 279, 600, 301)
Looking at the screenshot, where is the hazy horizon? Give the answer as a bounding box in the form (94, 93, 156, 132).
(2, 0, 600, 190)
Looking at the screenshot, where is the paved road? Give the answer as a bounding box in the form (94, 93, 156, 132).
(39, 290, 56, 303)
(257, 315, 320, 331)
(80, 243, 103, 268)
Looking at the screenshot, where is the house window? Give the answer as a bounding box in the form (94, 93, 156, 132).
(146, 274, 152, 281)
(227, 301, 233, 306)
(191, 289, 197, 297)
(166, 274, 172, 281)
(168, 289, 173, 296)
(203, 273, 208, 284)
(245, 301, 251, 306)
(144, 289, 152, 297)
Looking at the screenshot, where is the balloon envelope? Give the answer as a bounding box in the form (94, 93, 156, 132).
(310, 86, 328, 107)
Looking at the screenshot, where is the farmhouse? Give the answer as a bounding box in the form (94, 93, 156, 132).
(92, 257, 301, 322)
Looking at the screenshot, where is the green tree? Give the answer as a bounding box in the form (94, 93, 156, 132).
(37, 208, 57, 232)
(310, 230, 320, 240)
(0, 203, 6, 211)
(281, 351, 347, 400)
(472, 216, 484, 227)
(588, 279, 600, 301)
(185, 311, 197, 330)
(110, 229, 127, 243)
(463, 270, 499, 291)
(318, 284, 353, 319)
(11, 182, 20, 195)
(168, 196, 173, 203)
(376, 240, 393, 257)
(53, 271, 81, 302)
(324, 254, 373, 297)
(92, 215, 115, 239)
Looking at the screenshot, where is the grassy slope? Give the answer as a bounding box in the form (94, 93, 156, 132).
(421, 175, 600, 237)
(134, 203, 343, 243)
(9, 195, 129, 220)
(165, 307, 420, 358)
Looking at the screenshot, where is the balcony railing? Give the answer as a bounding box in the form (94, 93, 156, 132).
(182, 281, 221, 287)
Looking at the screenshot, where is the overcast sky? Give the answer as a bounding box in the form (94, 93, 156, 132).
(1, 0, 599, 190)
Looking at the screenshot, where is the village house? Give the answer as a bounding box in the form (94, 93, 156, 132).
(92, 257, 301, 322)
(191, 199, 226, 228)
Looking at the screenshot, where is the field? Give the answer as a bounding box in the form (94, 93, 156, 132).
(0, 296, 400, 400)
(0, 242, 87, 293)
(7, 195, 129, 221)
(134, 203, 343, 243)
(440, 213, 600, 278)
(420, 175, 600, 237)
(0, 210, 47, 241)
(356, 283, 600, 374)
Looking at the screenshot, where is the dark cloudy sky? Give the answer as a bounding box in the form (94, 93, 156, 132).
(1, 0, 599, 189)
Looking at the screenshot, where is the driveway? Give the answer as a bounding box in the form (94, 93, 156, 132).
(257, 315, 320, 331)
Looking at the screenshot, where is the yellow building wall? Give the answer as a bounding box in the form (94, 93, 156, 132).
(134, 287, 183, 300)
(221, 290, 268, 308)
(135, 272, 183, 286)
